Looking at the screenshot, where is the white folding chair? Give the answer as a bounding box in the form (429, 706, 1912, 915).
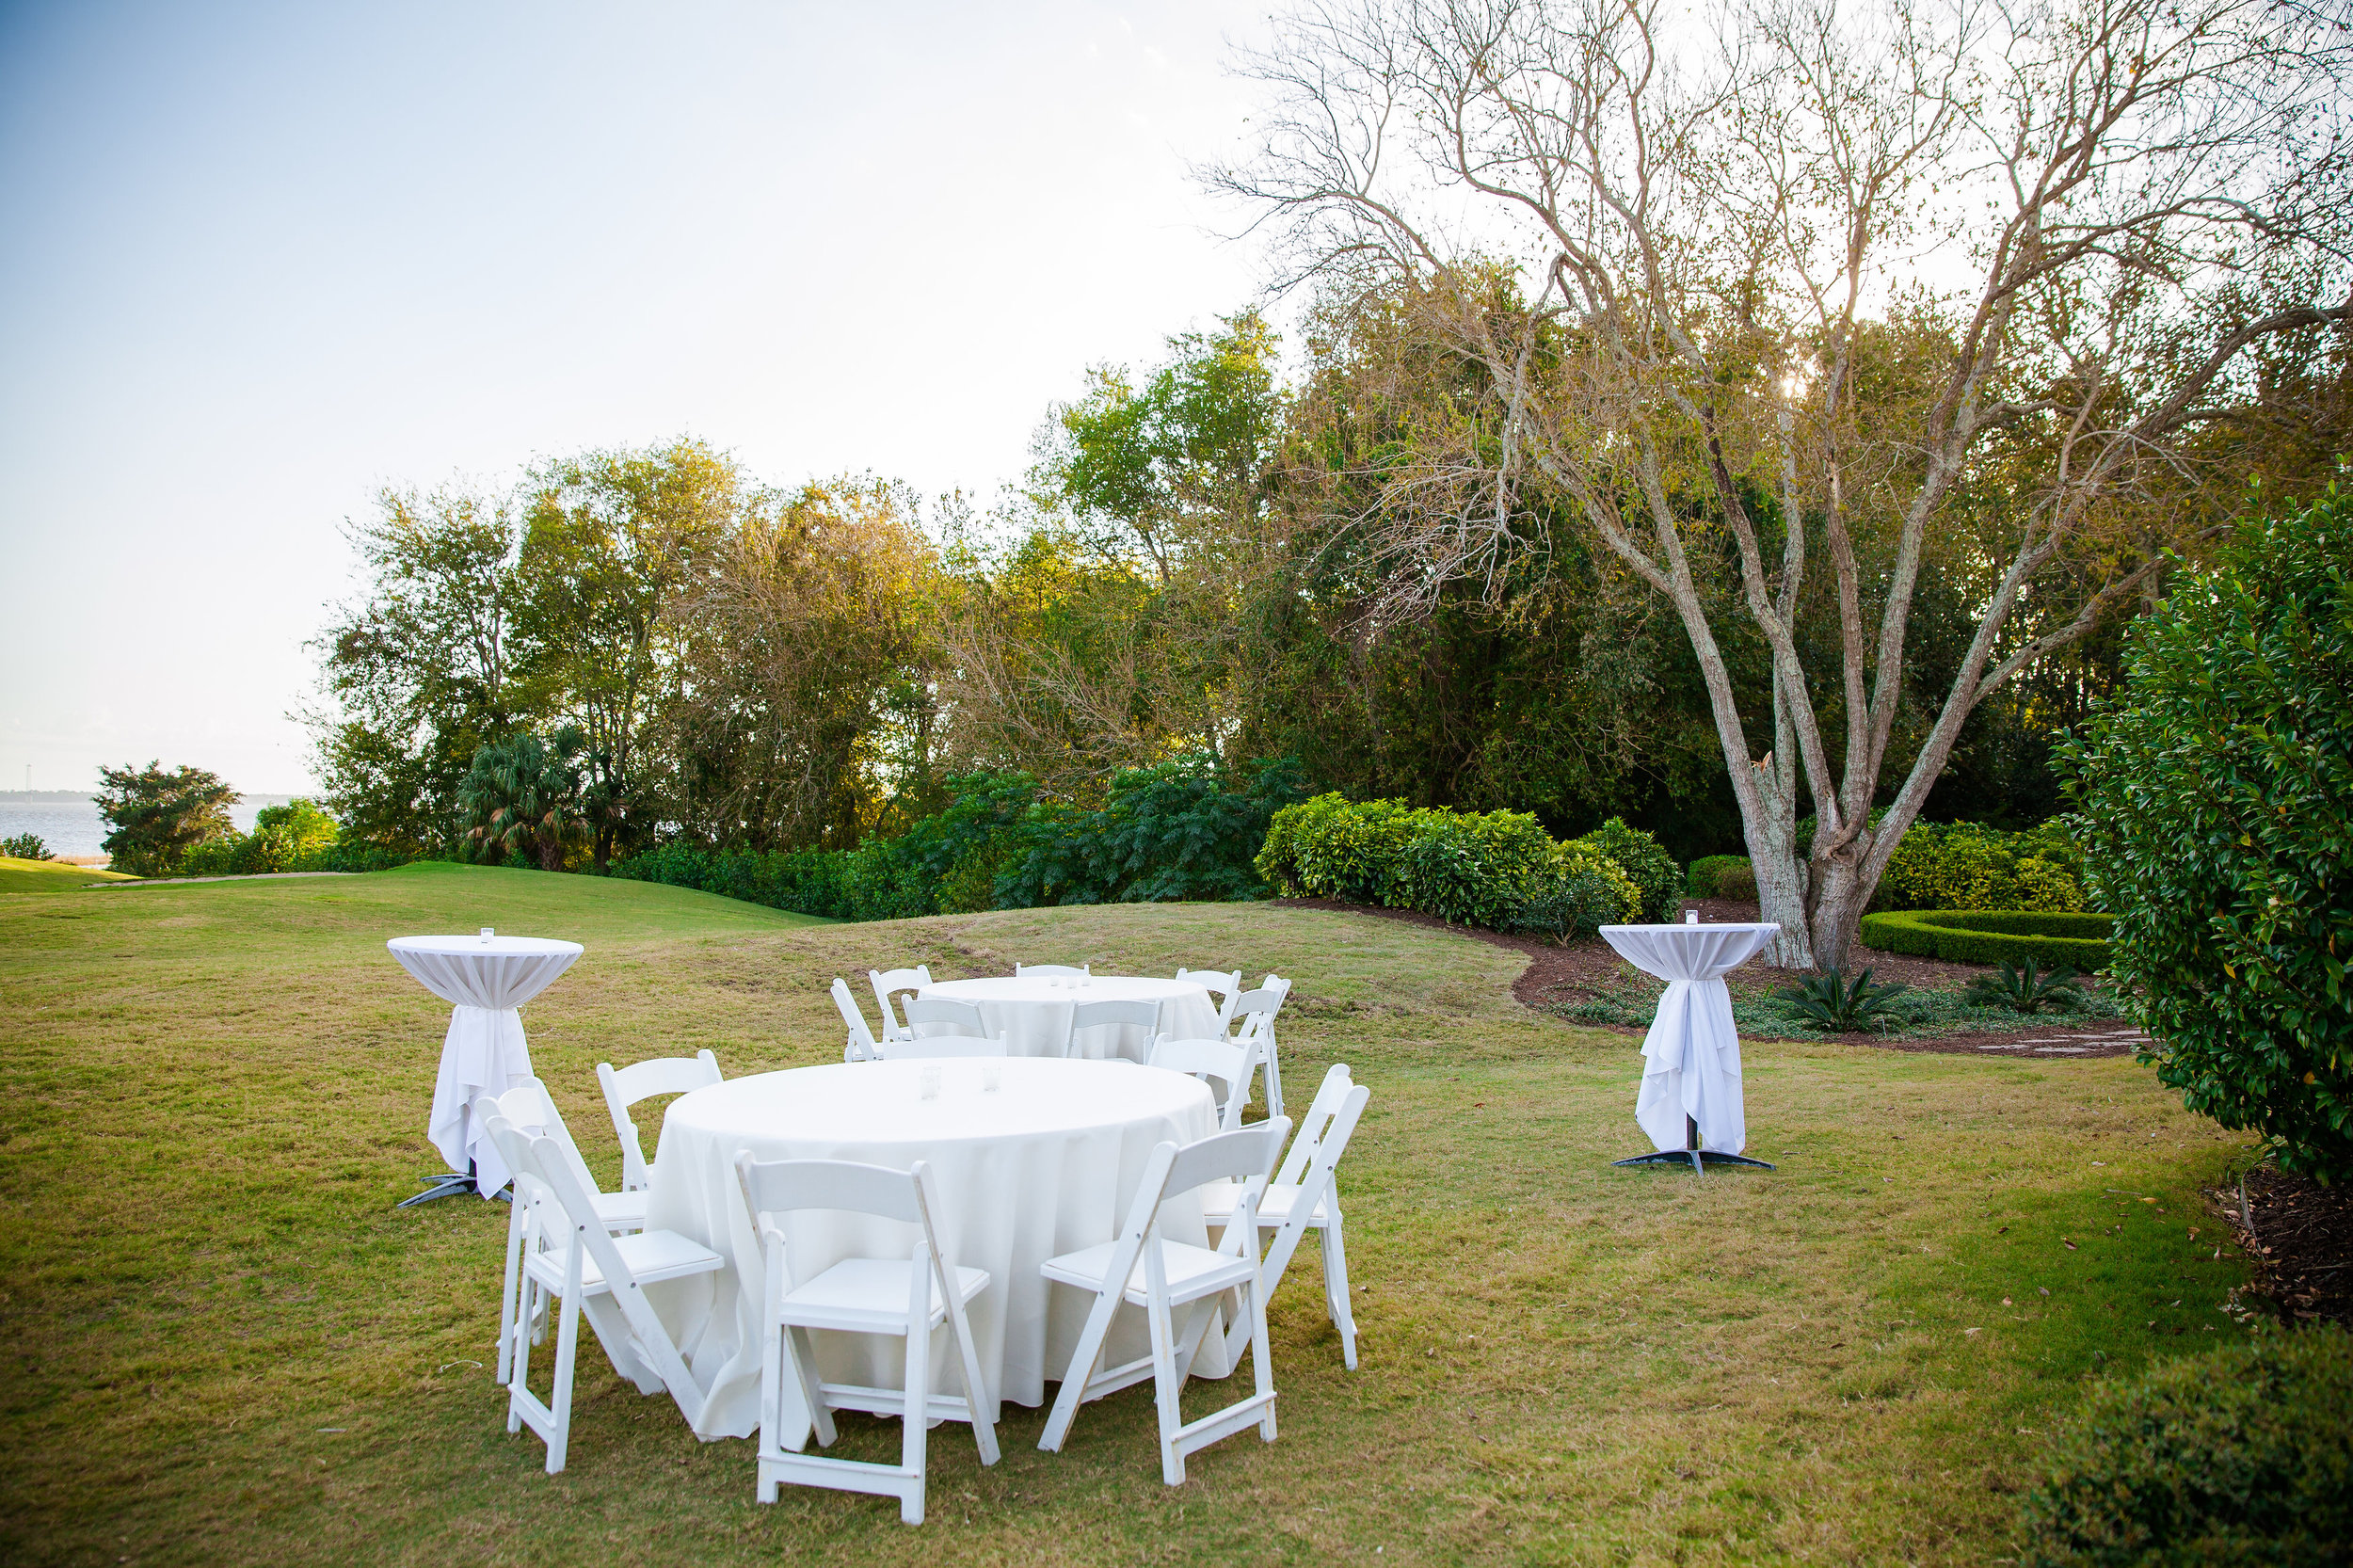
(1069, 997, 1160, 1061)
(1015, 962, 1088, 978)
(1207, 1064, 1370, 1371)
(833, 978, 885, 1063)
(596, 1048, 723, 1193)
(473, 1084, 650, 1385)
(868, 967, 934, 1044)
(734, 1154, 1000, 1524)
(1176, 968, 1243, 1034)
(1228, 977, 1293, 1119)
(1146, 1033, 1265, 1132)
(1038, 1119, 1290, 1484)
(478, 1112, 723, 1475)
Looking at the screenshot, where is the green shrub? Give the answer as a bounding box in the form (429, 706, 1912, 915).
(1859, 909, 2112, 969)
(1689, 855, 1753, 898)
(1880, 819, 2088, 912)
(177, 798, 344, 877)
(1573, 818, 1681, 921)
(616, 757, 1305, 921)
(1, 833, 53, 860)
(2062, 492, 2353, 1178)
(1257, 793, 1641, 937)
(2016, 1328, 2353, 1567)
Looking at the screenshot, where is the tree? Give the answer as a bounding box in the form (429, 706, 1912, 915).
(311, 483, 525, 852)
(96, 762, 237, 876)
(656, 476, 944, 850)
(2064, 493, 2353, 1179)
(457, 729, 590, 872)
(513, 438, 740, 870)
(1214, 0, 2353, 966)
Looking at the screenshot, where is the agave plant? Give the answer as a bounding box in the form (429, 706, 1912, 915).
(1775, 965, 1910, 1032)
(1963, 957, 2085, 1015)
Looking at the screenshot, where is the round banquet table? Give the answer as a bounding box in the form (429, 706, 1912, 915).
(916, 975, 1219, 1062)
(642, 1057, 1227, 1443)
(1598, 922, 1781, 1166)
(385, 934, 583, 1202)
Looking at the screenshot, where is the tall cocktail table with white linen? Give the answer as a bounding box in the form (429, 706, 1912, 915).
(643, 1057, 1228, 1443)
(1597, 921, 1781, 1173)
(916, 975, 1221, 1062)
(386, 933, 583, 1204)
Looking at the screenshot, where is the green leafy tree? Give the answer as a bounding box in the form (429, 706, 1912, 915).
(2064, 491, 2353, 1178)
(95, 762, 237, 876)
(311, 483, 526, 852)
(514, 438, 741, 870)
(457, 730, 590, 872)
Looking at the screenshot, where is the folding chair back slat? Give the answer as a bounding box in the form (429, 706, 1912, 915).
(899, 996, 988, 1036)
(596, 1049, 723, 1192)
(1015, 962, 1088, 977)
(1175, 968, 1242, 1032)
(738, 1157, 926, 1225)
(1146, 1034, 1263, 1131)
(868, 967, 933, 1041)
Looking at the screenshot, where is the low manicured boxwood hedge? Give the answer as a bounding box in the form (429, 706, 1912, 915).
(1858, 908, 2112, 969)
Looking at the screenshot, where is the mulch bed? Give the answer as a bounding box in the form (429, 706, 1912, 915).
(1271, 896, 2148, 1059)
(2215, 1165, 2353, 1328)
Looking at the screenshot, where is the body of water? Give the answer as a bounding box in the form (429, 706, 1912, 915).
(0, 797, 296, 859)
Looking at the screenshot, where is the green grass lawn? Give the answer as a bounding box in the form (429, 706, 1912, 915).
(1, 864, 2255, 1566)
(0, 856, 131, 893)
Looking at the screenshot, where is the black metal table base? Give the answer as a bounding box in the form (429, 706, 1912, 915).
(1612, 1115, 1775, 1176)
(399, 1160, 486, 1207)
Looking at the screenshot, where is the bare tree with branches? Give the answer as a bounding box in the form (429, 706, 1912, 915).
(1213, 0, 2352, 967)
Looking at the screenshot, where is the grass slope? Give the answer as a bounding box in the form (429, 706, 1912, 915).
(1, 867, 2254, 1566)
(0, 856, 132, 893)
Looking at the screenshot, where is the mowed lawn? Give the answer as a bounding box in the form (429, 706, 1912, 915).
(2, 863, 2254, 1566)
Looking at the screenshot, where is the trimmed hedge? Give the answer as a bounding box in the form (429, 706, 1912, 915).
(2016, 1328, 2353, 1567)
(1256, 793, 1643, 938)
(1689, 855, 1756, 900)
(1574, 818, 1683, 922)
(1860, 909, 2112, 969)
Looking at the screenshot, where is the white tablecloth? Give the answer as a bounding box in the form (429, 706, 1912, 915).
(643, 1058, 1224, 1442)
(917, 975, 1220, 1062)
(386, 935, 583, 1195)
(1599, 923, 1779, 1154)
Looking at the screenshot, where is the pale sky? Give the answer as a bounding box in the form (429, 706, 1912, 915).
(0, 0, 1275, 796)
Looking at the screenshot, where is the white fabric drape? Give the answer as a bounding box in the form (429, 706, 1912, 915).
(643, 1059, 1224, 1443)
(1598, 924, 1779, 1154)
(386, 936, 583, 1194)
(917, 976, 1220, 1062)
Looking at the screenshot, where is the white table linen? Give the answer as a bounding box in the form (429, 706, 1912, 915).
(386, 935, 583, 1196)
(643, 1058, 1224, 1443)
(917, 975, 1220, 1062)
(1598, 923, 1779, 1155)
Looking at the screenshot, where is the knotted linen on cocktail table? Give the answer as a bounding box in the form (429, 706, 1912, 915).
(1597, 922, 1780, 1155)
(386, 934, 584, 1195)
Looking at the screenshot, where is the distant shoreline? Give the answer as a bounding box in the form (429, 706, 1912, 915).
(0, 792, 307, 805)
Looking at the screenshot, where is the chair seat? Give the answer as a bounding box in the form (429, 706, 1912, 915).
(1198, 1178, 1329, 1228)
(592, 1189, 649, 1229)
(1041, 1237, 1257, 1307)
(525, 1228, 725, 1294)
(780, 1257, 990, 1334)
